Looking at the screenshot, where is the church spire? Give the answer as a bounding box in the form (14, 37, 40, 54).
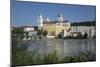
(57, 14, 64, 22)
(38, 13, 43, 30)
(46, 16, 50, 22)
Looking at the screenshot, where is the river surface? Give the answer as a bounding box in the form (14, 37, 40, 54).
(27, 39, 96, 57)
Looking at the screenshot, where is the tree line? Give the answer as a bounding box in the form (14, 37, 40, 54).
(71, 20, 96, 26)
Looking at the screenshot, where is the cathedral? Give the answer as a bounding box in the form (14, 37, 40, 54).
(38, 13, 71, 37)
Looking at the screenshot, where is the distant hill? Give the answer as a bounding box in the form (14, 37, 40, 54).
(71, 21, 96, 26)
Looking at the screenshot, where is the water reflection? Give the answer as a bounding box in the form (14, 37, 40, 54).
(27, 39, 96, 57)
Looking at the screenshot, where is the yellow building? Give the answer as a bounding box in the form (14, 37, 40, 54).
(43, 21, 71, 36)
(37, 14, 71, 37)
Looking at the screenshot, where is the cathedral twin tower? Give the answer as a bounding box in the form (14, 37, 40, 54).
(38, 13, 64, 29)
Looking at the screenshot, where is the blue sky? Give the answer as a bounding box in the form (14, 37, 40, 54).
(11, 1, 96, 26)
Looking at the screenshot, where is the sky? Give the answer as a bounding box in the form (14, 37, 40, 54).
(11, 0, 96, 26)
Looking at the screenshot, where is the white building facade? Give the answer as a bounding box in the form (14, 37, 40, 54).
(23, 27, 34, 32)
(70, 26, 96, 38)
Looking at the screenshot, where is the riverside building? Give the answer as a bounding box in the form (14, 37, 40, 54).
(42, 14, 71, 37)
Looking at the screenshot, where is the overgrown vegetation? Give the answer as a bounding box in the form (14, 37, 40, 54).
(12, 38, 95, 66)
(12, 49, 95, 66)
(42, 30, 48, 37)
(37, 29, 48, 39)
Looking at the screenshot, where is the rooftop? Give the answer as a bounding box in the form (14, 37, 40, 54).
(71, 21, 96, 26)
(43, 20, 69, 24)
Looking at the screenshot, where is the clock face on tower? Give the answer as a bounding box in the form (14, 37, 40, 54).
(57, 14, 64, 22)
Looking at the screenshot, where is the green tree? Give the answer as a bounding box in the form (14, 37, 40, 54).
(12, 28, 24, 36)
(37, 29, 43, 39)
(12, 28, 25, 40)
(58, 31, 62, 38)
(42, 30, 48, 37)
(84, 33, 88, 38)
(82, 33, 88, 38)
(37, 30, 42, 35)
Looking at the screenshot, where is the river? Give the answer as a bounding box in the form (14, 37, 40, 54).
(27, 38, 96, 57)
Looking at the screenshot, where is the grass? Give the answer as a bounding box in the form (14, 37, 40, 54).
(11, 37, 96, 66)
(12, 49, 95, 66)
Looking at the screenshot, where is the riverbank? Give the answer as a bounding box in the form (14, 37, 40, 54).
(12, 37, 96, 66)
(12, 49, 96, 66)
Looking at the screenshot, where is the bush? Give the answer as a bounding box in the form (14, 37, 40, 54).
(37, 30, 42, 35)
(61, 56, 73, 63)
(12, 43, 95, 66)
(42, 51, 59, 64)
(58, 33, 62, 38)
(42, 30, 48, 37)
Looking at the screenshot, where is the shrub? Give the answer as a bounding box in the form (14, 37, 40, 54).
(42, 30, 48, 37)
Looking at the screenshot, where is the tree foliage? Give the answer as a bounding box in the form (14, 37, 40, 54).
(12, 28, 24, 36)
(42, 30, 48, 37)
(37, 30, 42, 35)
